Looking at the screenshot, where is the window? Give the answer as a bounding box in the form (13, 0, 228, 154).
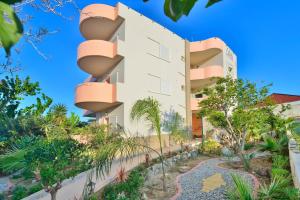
(159, 44, 170, 61)
(161, 79, 173, 95)
(148, 74, 161, 93)
(195, 93, 203, 99)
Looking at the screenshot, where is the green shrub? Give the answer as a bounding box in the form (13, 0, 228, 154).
(284, 187, 300, 200)
(259, 136, 279, 152)
(0, 193, 5, 200)
(244, 143, 255, 151)
(272, 155, 289, 169)
(103, 167, 145, 200)
(12, 186, 28, 200)
(12, 174, 22, 179)
(22, 168, 34, 180)
(199, 139, 221, 155)
(271, 168, 290, 179)
(258, 176, 290, 199)
(27, 183, 43, 195)
(226, 174, 254, 200)
(241, 153, 255, 172)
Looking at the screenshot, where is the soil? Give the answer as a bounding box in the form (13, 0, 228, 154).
(142, 155, 211, 200)
(219, 156, 272, 185)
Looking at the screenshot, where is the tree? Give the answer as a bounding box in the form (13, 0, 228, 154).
(143, 0, 222, 21)
(0, 75, 52, 118)
(199, 76, 272, 169)
(24, 138, 89, 200)
(130, 97, 168, 191)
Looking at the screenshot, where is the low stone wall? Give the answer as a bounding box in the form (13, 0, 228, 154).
(289, 139, 300, 189)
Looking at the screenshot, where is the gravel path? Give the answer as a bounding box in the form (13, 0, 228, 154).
(172, 158, 259, 200)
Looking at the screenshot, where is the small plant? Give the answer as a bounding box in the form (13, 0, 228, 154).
(241, 153, 255, 172)
(284, 187, 300, 200)
(271, 168, 290, 179)
(103, 167, 145, 200)
(200, 139, 221, 155)
(27, 183, 43, 195)
(0, 193, 5, 200)
(244, 143, 255, 151)
(258, 176, 290, 199)
(12, 186, 28, 200)
(116, 167, 128, 183)
(226, 174, 254, 200)
(259, 136, 279, 152)
(272, 155, 289, 169)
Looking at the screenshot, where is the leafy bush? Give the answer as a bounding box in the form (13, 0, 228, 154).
(271, 168, 290, 179)
(284, 187, 300, 200)
(258, 176, 290, 199)
(241, 153, 255, 172)
(12, 186, 28, 200)
(0, 148, 27, 174)
(259, 136, 279, 152)
(103, 167, 145, 200)
(199, 139, 221, 155)
(244, 143, 255, 151)
(27, 183, 43, 195)
(226, 174, 254, 200)
(0, 193, 4, 200)
(272, 155, 289, 169)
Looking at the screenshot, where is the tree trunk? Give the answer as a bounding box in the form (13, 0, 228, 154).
(50, 189, 57, 200)
(158, 132, 167, 192)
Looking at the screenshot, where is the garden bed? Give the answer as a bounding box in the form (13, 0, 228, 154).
(219, 156, 272, 185)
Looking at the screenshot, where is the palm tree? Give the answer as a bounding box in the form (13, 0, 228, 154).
(48, 103, 67, 125)
(130, 97, 167, 191)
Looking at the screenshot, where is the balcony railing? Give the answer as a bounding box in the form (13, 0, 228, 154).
(75, 82, 118, 112)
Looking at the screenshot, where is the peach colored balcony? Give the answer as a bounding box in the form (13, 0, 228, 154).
(77, 40, 123, 77)
(190, 38, 226, 66)
(80, 4, 123, 40)
(75, 82, 119, 112)
(190, 65, 224, 89)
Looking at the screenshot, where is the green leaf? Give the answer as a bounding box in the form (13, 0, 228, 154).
(206, 0, 222, 8)
(2, 0, 22, 5)
(183, 0, 198, 15)
(164, 0, 184, 21)
(0, 1, 23, 55)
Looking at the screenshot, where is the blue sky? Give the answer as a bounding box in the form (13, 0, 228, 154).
(8, 0, 300, 117)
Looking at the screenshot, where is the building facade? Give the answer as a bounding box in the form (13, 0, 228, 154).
(74, 3, 237, 140)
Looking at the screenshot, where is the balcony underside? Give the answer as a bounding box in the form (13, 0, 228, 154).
(78, 55, 122, 77)
(77, 40, 123, 77)
(191, 48, 222, 66)
(190, 38, 225, 66)
(191, 77, 220, 91)
(80, 4, 123, 40)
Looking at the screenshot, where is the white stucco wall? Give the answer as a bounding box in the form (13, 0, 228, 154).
(97, 3, 187, 136)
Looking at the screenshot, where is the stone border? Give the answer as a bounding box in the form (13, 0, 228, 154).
(170, 158, 260, 200)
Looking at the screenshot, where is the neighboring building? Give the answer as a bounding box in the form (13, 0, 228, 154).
(268, 93, 300, 121)
(74, 3, 237, 143)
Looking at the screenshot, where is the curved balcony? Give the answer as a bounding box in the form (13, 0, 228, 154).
(77, 40, 123, 77)
(79, 4, 123, 40)
(190, 65, 223, 89)
(190, 38, 225, 66)
(75, 82, 119, 112)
